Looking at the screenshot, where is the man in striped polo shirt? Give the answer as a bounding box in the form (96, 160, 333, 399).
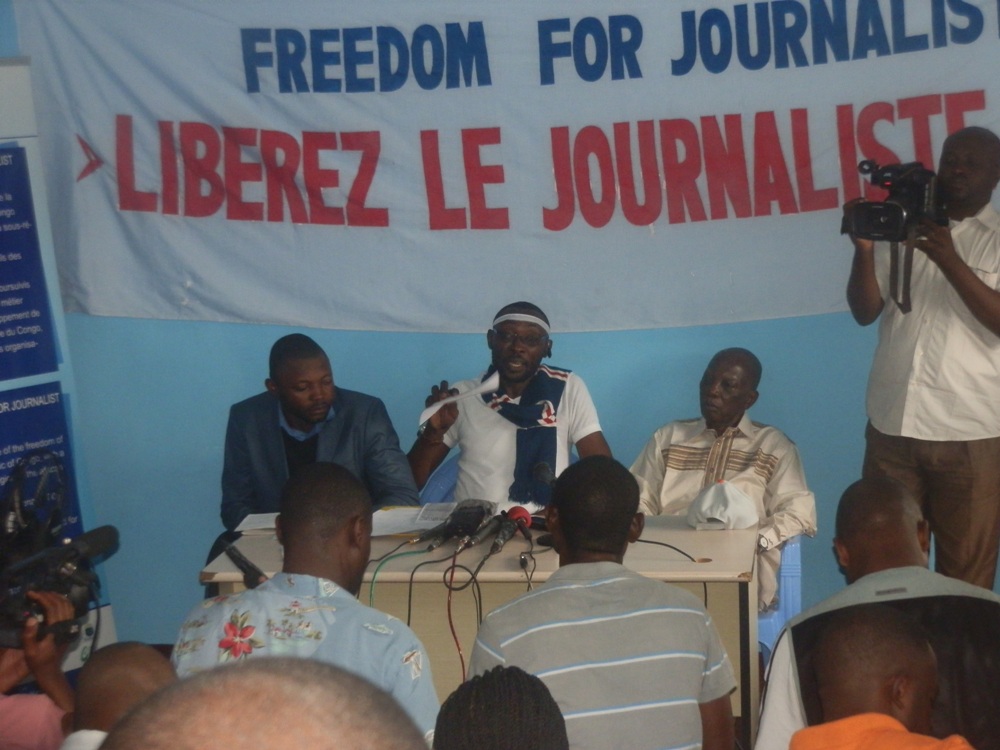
(468, 456, 736, 750)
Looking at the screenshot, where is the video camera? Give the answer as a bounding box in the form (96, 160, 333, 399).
(844, 160, 948, 242)
(0, 525, 118, 648)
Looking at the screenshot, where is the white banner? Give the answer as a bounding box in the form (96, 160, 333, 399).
(14, 0, 1000, 332)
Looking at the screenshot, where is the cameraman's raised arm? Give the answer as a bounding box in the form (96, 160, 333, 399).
(844, 199, 885, 326)
(21, 590, 75, 713)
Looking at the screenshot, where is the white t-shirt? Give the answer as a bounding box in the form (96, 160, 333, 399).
(867, 204, 1000, 440)
(443, 368, 602, 505)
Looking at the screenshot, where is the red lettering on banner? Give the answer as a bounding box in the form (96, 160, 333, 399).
(615, 120, 661, 226)
(303, 132, 344, 225)
(223, 127, 264, 222)
(421, 128, 510, 230)
(462, 127, 509, 229)
(661, 119, 707, 224)
(541, 89, 986, 230)
(944, 90, 986, 133)
(114, 116, 390, 225)
(702, 114, 751, 220)
(421, 130, 466, 230)
(574, 126, 616, 228)
(790, 109, 838, 213)
(159, 121, 179, 215)
(753, 112, 798, 217)
(835, 104, 862, 204)
(543, 127, 574, 231)
(854, 102, 899, 201)
(261, 129, 308, 223)
(180, 121, 225, 217)
(343, 132, 389, 227)
(117, 115, 157, 212)
(898, 95, 942, 170)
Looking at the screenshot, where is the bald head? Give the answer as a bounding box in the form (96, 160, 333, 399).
(708, 348, 762, 390)
(815, 604, 938, 732)
(834, 476, 929, 583)
(101, 657, 426, 750)
(74, 642, 175, 732)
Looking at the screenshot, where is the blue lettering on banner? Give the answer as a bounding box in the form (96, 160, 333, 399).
(538, 15, 643, 84)
(670, 0, 984, 76)
(242, 22, 492, 93)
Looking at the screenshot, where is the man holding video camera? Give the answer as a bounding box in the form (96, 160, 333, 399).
(0, 590, 77, 750)
(846, 126, 1000, 590)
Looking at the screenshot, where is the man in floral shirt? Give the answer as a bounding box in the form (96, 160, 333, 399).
(173, 463, 438, 740)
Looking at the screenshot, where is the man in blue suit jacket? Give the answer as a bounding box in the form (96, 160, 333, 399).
(221, 334, 419, 531)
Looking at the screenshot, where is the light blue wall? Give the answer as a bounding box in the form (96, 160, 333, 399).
(65, 312, 878, 642)
(5, 2, 991, 646)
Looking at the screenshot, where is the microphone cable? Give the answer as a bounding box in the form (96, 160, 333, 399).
(445, 549, 467, 682)
(367, 538, 411, 564)
(405, 551, 467, 626)
(520, 535, 538, 591)
(367, 548, 427, 608)
(635, 538, 707, 607)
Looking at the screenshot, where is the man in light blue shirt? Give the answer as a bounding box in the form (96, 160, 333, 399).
(175, 463, 438, 741)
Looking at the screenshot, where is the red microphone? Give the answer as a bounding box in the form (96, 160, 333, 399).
(490, 506, 531, 554)
(506, 505, 533, 541)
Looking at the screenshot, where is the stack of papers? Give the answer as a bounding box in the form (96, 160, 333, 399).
(234, 513, 277, 535)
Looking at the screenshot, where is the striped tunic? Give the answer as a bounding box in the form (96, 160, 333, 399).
(469, 562, 736, 750)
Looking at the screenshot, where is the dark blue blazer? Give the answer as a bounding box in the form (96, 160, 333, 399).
(221, 388, 419, 530)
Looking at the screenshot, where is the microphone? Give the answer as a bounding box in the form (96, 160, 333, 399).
(414, 521, 449, 544)
(66, 526, 119, 560)
(457, 515, 502, 552)
(7, 525, 120, 575)
(507, 505, 533, 541)
(223, 542, 267, 589)
(532, 462, 555, 488)
(426, 499, 493, 551)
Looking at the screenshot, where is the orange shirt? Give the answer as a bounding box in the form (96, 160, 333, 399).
(790, 714, 975, 750)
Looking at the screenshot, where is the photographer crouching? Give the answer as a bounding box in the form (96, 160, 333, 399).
(0, 590, 77, 750)
(844, 125, 1000, 591)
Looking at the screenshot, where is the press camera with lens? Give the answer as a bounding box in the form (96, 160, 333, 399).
(844, 160, 948, 242)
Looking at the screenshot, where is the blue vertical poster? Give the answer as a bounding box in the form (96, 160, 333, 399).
(0, 58, 114, 665)
(0, 382, 81, 540)
(0, 146, 58, 381)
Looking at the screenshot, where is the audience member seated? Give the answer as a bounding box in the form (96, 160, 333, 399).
(434, 665, 568, 750)
(175, 463, 438, 741)
(221, 333, 418, 532)
(630, 347, 816, 611)
(469, 456, 735, 750)
(408, 302, 611, 508)
(0, 591, 77, 750)
(757, 476, 1000, 750)
(59, 641, 175, 750)
(101, 657, 427, 750)
(789, 604, 973, 750)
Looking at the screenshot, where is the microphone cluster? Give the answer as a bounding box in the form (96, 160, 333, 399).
(419, 500, 534, 555)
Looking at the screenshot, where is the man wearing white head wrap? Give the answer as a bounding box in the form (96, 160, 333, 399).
(409, 301, 611, 508)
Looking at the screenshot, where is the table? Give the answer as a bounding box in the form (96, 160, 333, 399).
(202, 514, 759, 745)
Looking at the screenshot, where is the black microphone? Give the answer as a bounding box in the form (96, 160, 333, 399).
(533, 462, 556, 488)
(223, 542, 267, 589)
(7, 525, 119, 574)
(427, 500, 493, 551)
(414, 521, 449, 544)
(490, 512, 519, 555)
(66, 525, 119, 560)
(507, 506, 533, 541)
(458, 515, 502, 552)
